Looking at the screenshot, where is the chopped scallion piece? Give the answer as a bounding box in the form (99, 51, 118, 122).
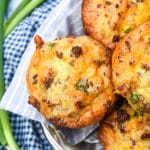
(48, 43, 56, 48)
(130, 94, 139, 104)
(77, 85, 88, 93)
(76, 79, 89, 93)
(135, 107, 143, 116)
(124, 25, 132, 34)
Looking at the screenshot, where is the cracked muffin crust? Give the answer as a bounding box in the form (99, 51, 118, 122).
(112, 21, 150, 115)
(98, 102, 150, 150)
(26, 35, 116, 128)
(82, 0, 150, 49)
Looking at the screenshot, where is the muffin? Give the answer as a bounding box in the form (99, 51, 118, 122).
(98, 101, 150, 150)
(26, 35, 116, 128)
(82, 0, 150, 49)
(112, 21, 150, 114)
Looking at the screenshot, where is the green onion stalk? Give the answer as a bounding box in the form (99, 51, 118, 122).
(0, 0, 45, 149)
(4, 0, 45, 38)
(4, 0, 31, 29)
(0, 0, 19, 149)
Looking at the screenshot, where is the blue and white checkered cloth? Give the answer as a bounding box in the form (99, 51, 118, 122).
(2, 0, 61, 149)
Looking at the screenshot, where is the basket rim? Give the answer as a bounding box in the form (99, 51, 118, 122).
(42, 123, 64, 150)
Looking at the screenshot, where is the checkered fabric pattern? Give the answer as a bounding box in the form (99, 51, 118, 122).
(1, 0, 61, 149)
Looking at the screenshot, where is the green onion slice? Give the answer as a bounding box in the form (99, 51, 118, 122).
(76, 79, 89, 93)
(123, 25, 132, 34)
(130, 94, 139, 104)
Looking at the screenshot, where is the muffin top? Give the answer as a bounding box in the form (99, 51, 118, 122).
(26, 35, 116, 128)
(98, 102, 150, 150)
(82, 0, 150, 49)
(112, 21, 150, 114)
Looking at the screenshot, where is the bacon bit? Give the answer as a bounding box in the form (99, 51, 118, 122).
(104, 14, 108, 17)
(56, 51, 63, 59)
(32, 79, 38, 85)
(97, 4, 102, 8)
(117, 109, 130, 123)
(89, 81, 93, 86)
(125, 41, 131, 51)
(118, 124, 125, 133)
(28, 96, 40, 111)
(34, 35, 44, 49)
(115, 4, 119, 8)
(143, 103, 150, 113)
(33, 74, 38, 79)
(44, 77, 54, 89)
(141, 132, 150, 140)
(68, 113, 75, 118)
(74, 100, 84, 109)
(129, 59, 135, 65)
(47, 101, 56, 107)
(94, 60, 105, 67)
(112, 23, 117, 30)
(71, 46, 82, 58)
(42, 99, 47, 102)
(105, 1, 111, 5)
(115, 72, 119, 76)
(118, 13, 121, 18)
(106, 46, 112, 52)
(131, 139, 136, 146)
(32, 74, 38, 84)
(112, 35, 120, 42)
(142, 64, 150, 71)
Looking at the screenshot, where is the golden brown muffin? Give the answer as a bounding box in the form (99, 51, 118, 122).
(112, 21, 150, 114)
(82, 0, 150, 49)
(98, 102, 150, 150)
(26, 35, 116, 128)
